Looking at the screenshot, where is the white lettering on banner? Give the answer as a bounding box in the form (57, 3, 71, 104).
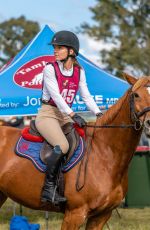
(95, 95, 103, 104)
(21, 73, 43, 87)
(73, 95, 118, 105)
(0, 99, 20, 108)
(23, 95, 119, 108)
(106, 98, 118, 104)
(23, 96, 41, 106)
(77, 106, 87, 111)
(16, 61, 47, 75)
(0, 102, 10, 108)
(0, 98, 9, 108)
(21, 81, 32, 87)
(10, 102, 19, 108)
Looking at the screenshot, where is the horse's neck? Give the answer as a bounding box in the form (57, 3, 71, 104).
(93, 92, 142, 172)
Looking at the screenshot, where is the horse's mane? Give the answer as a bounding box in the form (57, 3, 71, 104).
(101, 89, 131, 125)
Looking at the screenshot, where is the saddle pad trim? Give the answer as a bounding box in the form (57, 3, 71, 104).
(16, 137, 46, 173)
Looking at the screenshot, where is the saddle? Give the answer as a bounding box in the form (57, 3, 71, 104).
(29, 120, 80, 164)
(15, 120, 85, 203)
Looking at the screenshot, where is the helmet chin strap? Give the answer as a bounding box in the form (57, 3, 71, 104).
(60, 47, 76, 63)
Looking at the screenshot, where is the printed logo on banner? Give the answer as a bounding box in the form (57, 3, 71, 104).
(14, 56, 55, 89)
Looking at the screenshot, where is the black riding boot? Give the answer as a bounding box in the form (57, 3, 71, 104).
(41, 145, 67, 204)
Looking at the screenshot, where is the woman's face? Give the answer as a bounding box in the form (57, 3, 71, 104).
(53, 45, 68, 61)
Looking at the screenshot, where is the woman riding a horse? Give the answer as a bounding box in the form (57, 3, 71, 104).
(35, 30, 102, 204)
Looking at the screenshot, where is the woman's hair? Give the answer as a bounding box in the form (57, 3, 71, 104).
(72, 57, 82, 69)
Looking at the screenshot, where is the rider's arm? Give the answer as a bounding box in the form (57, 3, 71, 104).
(79, 69, 101, 115)
(42, 65, 74, 116)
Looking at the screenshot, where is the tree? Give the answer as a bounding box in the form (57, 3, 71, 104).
(80, 0, 150, 77)
(0, 16, 40, 67)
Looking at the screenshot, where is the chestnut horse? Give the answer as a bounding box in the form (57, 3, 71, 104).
(0, 74, 150, 229)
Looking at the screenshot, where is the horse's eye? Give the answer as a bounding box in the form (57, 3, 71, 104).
(134, 93, 139, 98)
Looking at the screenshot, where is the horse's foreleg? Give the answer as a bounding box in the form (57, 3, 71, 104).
(85, 212, 112, 230)
(61, 207, 87, 230)
(0, 191, 7, 208)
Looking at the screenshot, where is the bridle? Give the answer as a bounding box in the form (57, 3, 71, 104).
(85, 91, 150, 131)
(129, 92, 150, 130)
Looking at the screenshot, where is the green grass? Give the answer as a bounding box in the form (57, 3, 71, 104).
(104, 208, 150, 230)
(0, 199, 150, 229)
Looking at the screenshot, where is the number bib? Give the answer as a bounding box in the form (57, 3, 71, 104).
(49, 62, 80, 107)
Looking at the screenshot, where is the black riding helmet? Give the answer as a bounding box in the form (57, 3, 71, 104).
(50, 31, 79, 55)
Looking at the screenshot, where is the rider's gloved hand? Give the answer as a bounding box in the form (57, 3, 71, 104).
(96, 112, 103, 118)
(72, 114, 86, 127)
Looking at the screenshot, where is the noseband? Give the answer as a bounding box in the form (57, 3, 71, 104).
(129, 92, 150, 130)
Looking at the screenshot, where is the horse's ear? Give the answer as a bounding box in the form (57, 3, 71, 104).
(122, 72, 137, 85)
